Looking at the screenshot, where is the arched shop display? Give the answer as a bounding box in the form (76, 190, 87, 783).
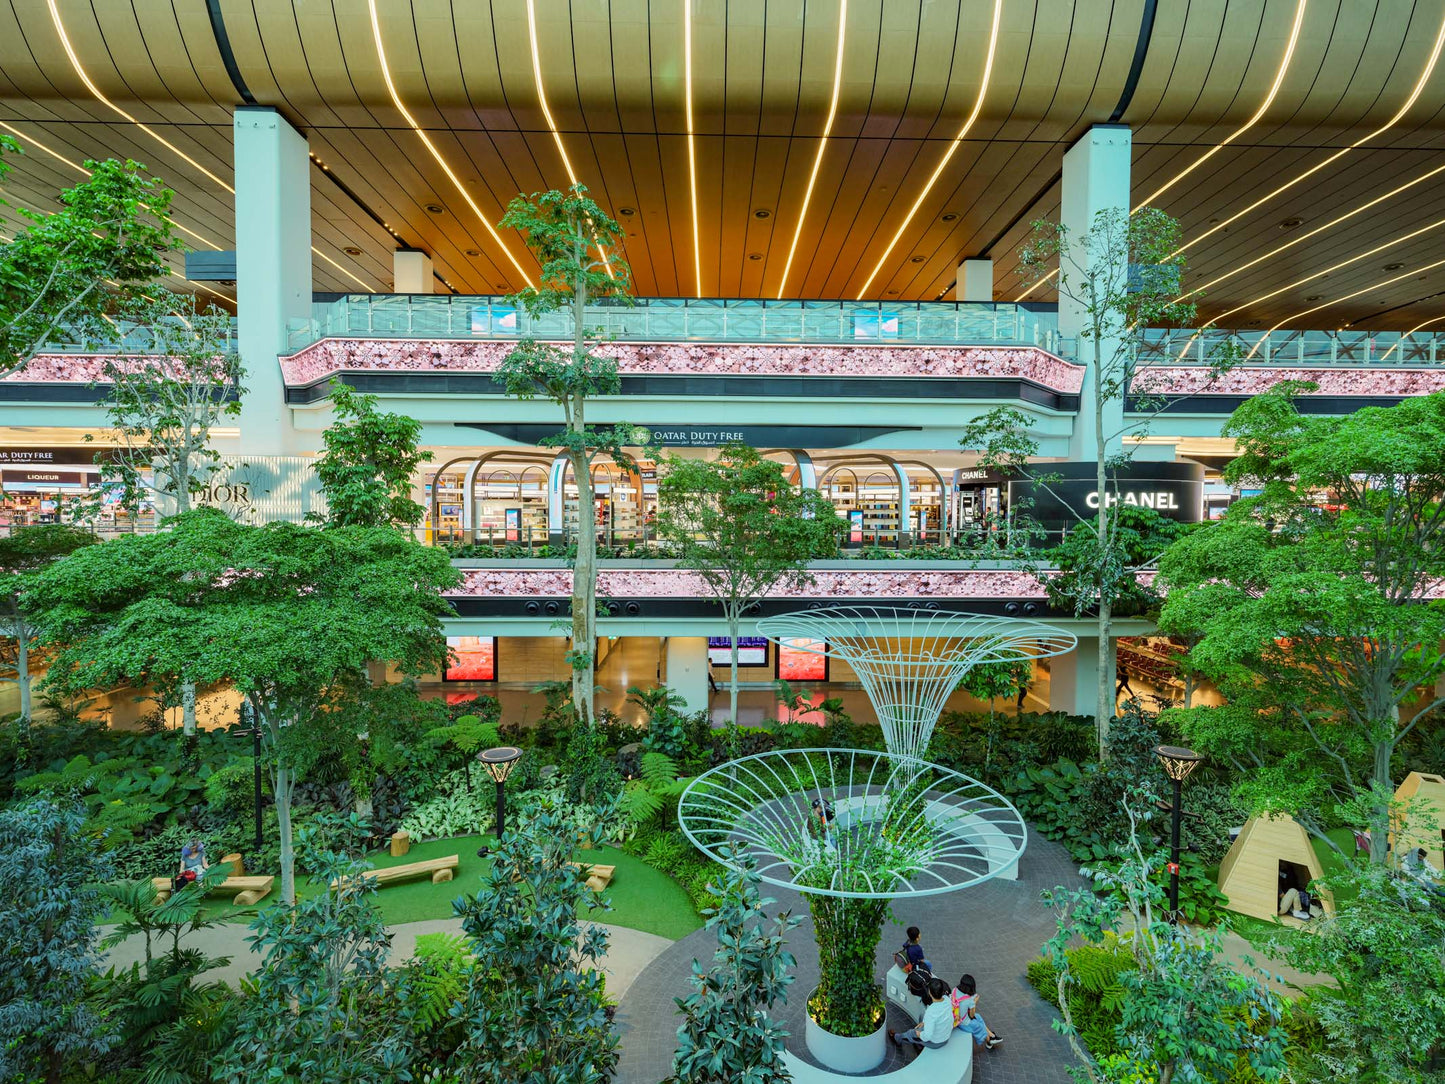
(561, 457, 658, 546)
(472, 466, 548, 544)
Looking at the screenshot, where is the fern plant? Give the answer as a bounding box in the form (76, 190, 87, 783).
(407, 931, 474, 1033)
(618, 751, 687, 838)
(426, 714, 501, 792)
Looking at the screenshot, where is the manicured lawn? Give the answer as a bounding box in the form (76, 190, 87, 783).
(153, 834, 701, 942)
(1219, 826, 1362, 948)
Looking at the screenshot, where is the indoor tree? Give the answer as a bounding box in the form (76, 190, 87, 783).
(27, 508, 457, 903)
(963, 207, 1233, 748)
(495, 184, 635, 729)
(96, 290, 244, 740)
(1159, 388, 1445, 863)
(454, 797, 618, 1084)
(669, 848, 800, 1084)
(0, 799, 115, 1084)
(0, 524, 95, 720)
(0, 139, 180, 371)
(654, 443, 844, 749)
(312, 379, 426, 531)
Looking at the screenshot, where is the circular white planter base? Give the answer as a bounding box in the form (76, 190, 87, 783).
(804, 1002, 888, 1074)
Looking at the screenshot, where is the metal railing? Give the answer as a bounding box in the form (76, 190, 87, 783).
(1139, 328, 1445, 366)
(39, 317, 240, 355)
(286, 295, 1066, 354)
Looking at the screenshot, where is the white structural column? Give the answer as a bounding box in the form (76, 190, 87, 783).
(1048, 635, 1101, 717)
(393, 249, 435, 293)
(664, 637, 712, 715)
(1060, 124, 1131, 461)
(235, 107, 312, 455)
(957, 259, 994, 303)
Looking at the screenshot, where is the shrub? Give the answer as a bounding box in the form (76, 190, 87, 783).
(204, 757, 258, 818)
(399, 769, 494, 842)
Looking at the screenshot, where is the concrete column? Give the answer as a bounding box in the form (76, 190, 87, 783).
(957, 259, 994, 302)
(234, 107, 311, 455)
(664, 637, 711, 715)
(1048, 636, 1101, 718)
(1060, 125, 1131, 461)
(394, 249, 435, 294)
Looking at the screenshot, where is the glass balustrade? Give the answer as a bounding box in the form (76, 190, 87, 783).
(1138, 327, 1445, 366)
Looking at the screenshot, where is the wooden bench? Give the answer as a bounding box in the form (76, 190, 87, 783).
(568, 861, 615, 892)
(151, 874, 274, 907)
(332, 854, 459, 890)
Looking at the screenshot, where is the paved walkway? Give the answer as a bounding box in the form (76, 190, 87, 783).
(101, 917, 672, 1004)
(615, 831, 1088, 1084)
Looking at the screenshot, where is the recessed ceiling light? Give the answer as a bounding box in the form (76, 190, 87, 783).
(1304, 294, 1322, 301)
(1383, 262, 1404, 271)
(342, 246, 362, 257)
(1209, 218, 1220, 224)
(753, 208, 771, 219)
(618, 206, 636, 216)
(941, 213, 958, 222)
(886, 289, 898, 295)
(1278, 217, 1303, 230)
(910, 255, 926, 264)
(747, 252, 763, 261)
(464, 249, 481, 257)
(425, 203, 444, 214)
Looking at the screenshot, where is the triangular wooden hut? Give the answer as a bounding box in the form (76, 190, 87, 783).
(1216, 814, 1332, 924)
(1391, 771, 1445, 871)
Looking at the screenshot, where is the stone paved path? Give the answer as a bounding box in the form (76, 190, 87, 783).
(101, 916, 672, 1004)
(615, 829, 1087, 1084)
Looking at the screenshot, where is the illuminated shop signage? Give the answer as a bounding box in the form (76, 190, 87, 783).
(1083, 490, 1181, 511)
(1008, 462, 1204, 531)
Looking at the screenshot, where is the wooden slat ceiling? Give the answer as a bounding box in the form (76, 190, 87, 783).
(2, 0, 1445, 329)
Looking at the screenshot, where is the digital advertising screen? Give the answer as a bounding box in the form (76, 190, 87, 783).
(707, 636, 768, 666)
(505, 507, 521, 542)
(776, 637, 827, 682)
(445, 635, 497, 681)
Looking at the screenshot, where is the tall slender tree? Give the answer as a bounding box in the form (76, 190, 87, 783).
(1, 140, 180, 371)
(495, 184, 634, 728)
(654, 443, 843, 748)
(312, 380, 425, 530)
(963, 207, 1234, 750)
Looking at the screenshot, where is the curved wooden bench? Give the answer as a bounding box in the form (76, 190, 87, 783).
(332, 854, 458, 889)
(151, 875, 274, 907)
(567, 861, 615, 892)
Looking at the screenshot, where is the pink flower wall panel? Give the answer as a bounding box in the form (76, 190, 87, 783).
(450, 567, 1050, 599)
(277, 338, 1087, 392)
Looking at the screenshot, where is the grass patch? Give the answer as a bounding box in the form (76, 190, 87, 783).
(128, 834, 702, 942)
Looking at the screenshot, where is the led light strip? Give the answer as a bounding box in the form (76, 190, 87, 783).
(46, 0, 233, 193)
(684, 0, 702, 298)
(1171, 8, 1445, 261)
(776, 0, 848, 299)
(1247, 256, 1445, 358)
(368, 0, 533, 288)
(45, 2, 376, 292)
(1136, 0, 1307, 212)
(0, 119, 223, 252)
(1378, 314, 1445, 362)
(1179, 159, 1445, 302)
(855, 0, 1003, 300)
(524, 0, 614, 278)
(1208, 215, 1445, 325)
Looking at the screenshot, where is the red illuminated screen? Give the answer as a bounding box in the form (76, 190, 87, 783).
(776, 638, 827, 681)
(446, 636, 496, 681)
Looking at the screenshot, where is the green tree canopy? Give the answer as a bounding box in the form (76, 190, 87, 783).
(654, 443, 844, 745)
(1158, 388, 1445, 860)
(0, 524, 96, 720)
(313, 380, 426, 529)
(0, 141, 180, 371)
(26, 509, 458, 900)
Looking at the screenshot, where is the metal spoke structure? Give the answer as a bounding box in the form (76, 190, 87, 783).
(678, 747, 1028, 899)
(757, 606, 1077, 760)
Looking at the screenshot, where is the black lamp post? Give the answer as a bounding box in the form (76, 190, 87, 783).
(478, 746, 523, 840)
(1155, 744, 1203, 924)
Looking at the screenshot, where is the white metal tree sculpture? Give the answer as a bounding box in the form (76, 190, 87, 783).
(757, 606, 1076, 760)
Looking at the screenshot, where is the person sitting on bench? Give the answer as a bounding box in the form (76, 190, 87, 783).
(174, 841, 209, 890)
(900, 926, 932, 973)
(809, 796, 837, 853)
(889, 977, 953, 1052)
(950, 973, 1002, 1050)
(1277, 867, 1317, 920)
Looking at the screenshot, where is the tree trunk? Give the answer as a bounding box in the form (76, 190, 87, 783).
(728, 607, 741, 753)
(1093, 337, 1113, 756)
(182, 680, 196, 737)
(275, 762, 296, 904)
(571, 269, 597, 729)
(1369, 730, 1395, 866)
(16, 621, 30, 720)
(1097, 597, 1113, 755)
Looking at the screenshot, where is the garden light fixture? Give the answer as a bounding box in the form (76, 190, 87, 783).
(1155, 744, 1203, 923)
(478, 746, 523, 839)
